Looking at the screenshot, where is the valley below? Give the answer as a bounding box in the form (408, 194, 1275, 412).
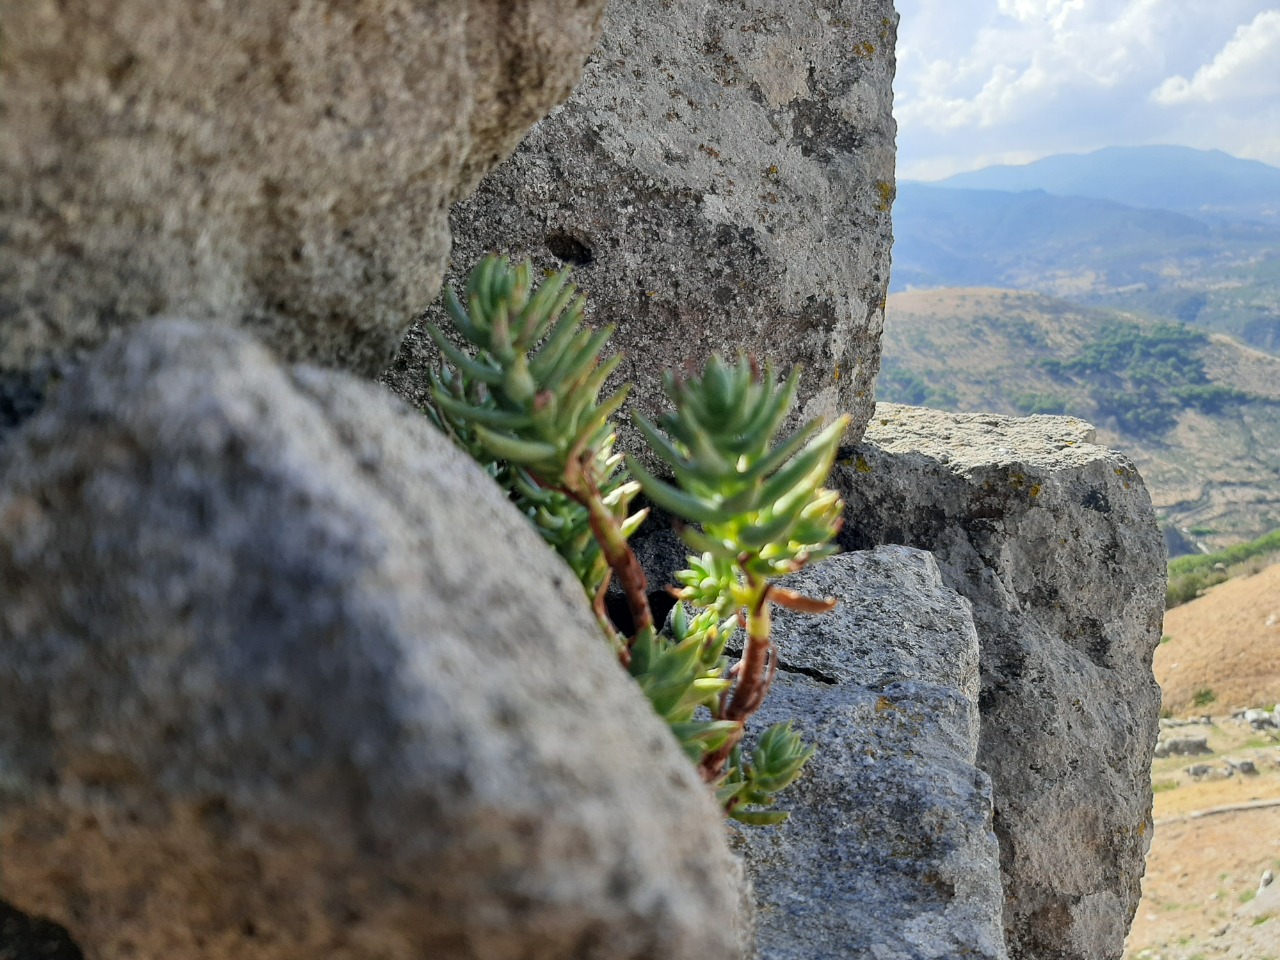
(880, 288, 1280, 553)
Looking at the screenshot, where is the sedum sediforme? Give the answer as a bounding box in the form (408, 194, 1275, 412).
(626, 355, 849, 810)
(426, 255, 847, 824)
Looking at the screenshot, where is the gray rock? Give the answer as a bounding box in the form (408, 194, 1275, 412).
(0, 318, 747, 960)
(0, 900, 84, 960)
(1243, 708, 1276, 730)
(0, 0, 605, 393)
(734, 547, 1009, 960)
(385, 0, 899, 458)
(1154, 736, 1211, 758)
(834, 404, 1165, 960)
(1225, 758, 1258, 775)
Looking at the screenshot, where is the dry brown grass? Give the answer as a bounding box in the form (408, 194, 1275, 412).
(1156, 562, 1280, 717)
(1126, 804, 1280, 957)
(1126, 711, 1280, 958)
(1126, 564, 1280, 957)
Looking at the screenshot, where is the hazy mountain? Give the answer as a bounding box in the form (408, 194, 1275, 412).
(892, 183, 1217, 290)
(879, 288, 1280, 554)
(926, 146, 1280, 225)
(890, 181, 1280, 354)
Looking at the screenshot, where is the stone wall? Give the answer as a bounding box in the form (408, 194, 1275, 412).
(0, 3, 1169, 958)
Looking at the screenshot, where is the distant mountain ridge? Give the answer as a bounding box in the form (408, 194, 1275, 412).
(892, 183, 1218, 291)
(891, 147, 1280, 353)
(886, 147, 1280, 552)
(920, 145, 1280, 225)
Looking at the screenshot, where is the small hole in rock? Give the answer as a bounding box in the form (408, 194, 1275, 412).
(605, 591, 677, 637)
(546, 232, 594, 266)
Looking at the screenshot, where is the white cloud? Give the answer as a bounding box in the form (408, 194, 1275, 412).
(895, 1, 1280, 179)
(1153, 10, 1280, 104)
(997, 0, 1086, 29)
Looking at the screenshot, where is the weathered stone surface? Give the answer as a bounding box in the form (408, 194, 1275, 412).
(0, 0, 605, 395)
(386, 0, 898, 459)
(835, 404, 1165, 960)
(0, 319, 746, 960)
(733, 547, 1009, 960)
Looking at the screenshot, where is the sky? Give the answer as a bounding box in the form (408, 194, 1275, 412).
(894, 1, 1280, 180)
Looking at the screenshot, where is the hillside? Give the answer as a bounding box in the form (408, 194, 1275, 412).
(891, 183, 1280, 352)
(1156, 561, 1280, 716)
(880, 289, 1280, 552)
(928, 145, 1280, 225)
(1128, 559, 1280, 960)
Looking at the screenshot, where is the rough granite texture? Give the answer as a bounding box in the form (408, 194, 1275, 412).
(835, 404, 1165, 960)
(733, 547, 1009, 960)
(0, 319, 748, 960)
(385, 0, 899, 459)
(0, 0, 606, 400)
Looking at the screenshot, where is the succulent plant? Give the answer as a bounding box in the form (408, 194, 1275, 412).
(627, 355, 849, 789)
(425, 257, 650, 649)
(425, 255, 848, 823)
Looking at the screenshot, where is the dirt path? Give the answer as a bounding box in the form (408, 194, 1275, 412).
(1156, 797, 1280, 825)
(1125, 716, 1280, 959)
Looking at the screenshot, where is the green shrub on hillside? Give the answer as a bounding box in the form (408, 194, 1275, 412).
(1040, 320, 1257, 438)
(877, 365, 958, 409)
(1168, 528, 1280, 576)
(1012, 391, 1070, 415)
(1165, 527, 1280, 607)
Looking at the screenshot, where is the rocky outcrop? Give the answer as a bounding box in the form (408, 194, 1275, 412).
(835, 404, 1165, 960)
(733, 547, 1009, 960)
(0, 319, 747, 960)
(386, 0, 898, 457)
(0, 0, 605, 401)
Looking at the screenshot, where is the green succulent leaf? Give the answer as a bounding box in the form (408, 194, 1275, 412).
(471, 425, 559, 466)
(625, 456, 732, 526)
(750, 721, 816, 794)
(728, 807, 791, 826)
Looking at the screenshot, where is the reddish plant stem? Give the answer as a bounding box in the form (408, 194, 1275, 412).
(724, 580, 773, 722)
(580, 487, 653, 644)
(591, 569, 630, 667)
(699, 575, 773, 782)
(699, 727, 743, 784)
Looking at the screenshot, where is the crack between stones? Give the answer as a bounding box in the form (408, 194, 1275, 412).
(726, 643, 839, 685)
(774, 659, 839, 685)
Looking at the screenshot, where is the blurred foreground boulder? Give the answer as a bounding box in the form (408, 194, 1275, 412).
(0, 320, 747, 960)
(0, 0, 606, 419)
